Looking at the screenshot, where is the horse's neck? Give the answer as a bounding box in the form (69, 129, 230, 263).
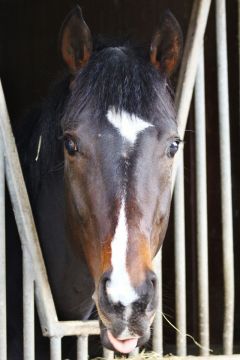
(35, 170, 95, 320)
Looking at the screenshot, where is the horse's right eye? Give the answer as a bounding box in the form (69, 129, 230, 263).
(64, 137, 78, 156)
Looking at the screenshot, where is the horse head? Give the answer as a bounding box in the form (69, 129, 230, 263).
(60, 6, 182, 354)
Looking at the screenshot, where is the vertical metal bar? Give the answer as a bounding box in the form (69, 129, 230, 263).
(103, 348, 114, 359)
(153, 249, 163, 355)
(0, 137, 6, 360)
(194, 46, 210, 355)
(175, 0, 212, 139)
(174, 151, 186, 356)
(50, 337, 62, 360)
(216, 0, 235, 354)
(172, 0, 212, 193)
(77, 336, 88, 360)
(129, 348, 139, 357)
(23, 248, 35, 360)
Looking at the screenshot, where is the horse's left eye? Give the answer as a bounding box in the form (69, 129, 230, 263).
(168, 140, 180, 158)
(64, 137, 78, 156)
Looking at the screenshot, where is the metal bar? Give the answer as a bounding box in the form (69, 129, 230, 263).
(175, 0, 212, 138)
(215, 0, 235, 354)
(52, 320, 100, 337)
(153, 250, 163, 355)
(0, 136, 6, 360)
(129, 348, 139, 356)
(103, 348, 114, 360)
(77, 336, 88, 360)
(23, 248, 35, 360)
(0, 80, 58, 336)
(50, 337, 62, 360)
(164, 356, 240, 360)
(174, 151, 186, 356)
(172, 0, 212, 191)
(194, 46, 210, 355)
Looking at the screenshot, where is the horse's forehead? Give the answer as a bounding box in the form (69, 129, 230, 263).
(106, 107, 154, 145)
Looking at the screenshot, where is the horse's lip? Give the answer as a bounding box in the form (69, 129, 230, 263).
(106, 330, 139, 354)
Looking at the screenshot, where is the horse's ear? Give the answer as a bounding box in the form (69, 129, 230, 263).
(59, 6, 92, 73)
(150, 11, 183, 76)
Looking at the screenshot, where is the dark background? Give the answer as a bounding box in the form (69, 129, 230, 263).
(0, 0, 239, 355)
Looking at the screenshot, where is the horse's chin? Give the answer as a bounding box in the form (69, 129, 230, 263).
(100, 324, 150, 354)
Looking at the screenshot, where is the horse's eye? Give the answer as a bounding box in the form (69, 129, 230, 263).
(168, 140, 180, 158)
(64, 137, 78, 156)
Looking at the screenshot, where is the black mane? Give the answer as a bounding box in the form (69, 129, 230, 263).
(62, 43, 175, 130)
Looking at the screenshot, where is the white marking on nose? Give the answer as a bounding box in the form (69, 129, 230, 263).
(106, 200, 138, 306)
(107, 107, 153, 144)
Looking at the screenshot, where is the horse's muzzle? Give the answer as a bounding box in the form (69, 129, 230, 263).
(96, 270, 158, 353)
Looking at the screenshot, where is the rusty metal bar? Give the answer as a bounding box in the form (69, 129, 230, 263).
(215, 0, 235, 354)
(194, 46, 210, 355)
(0, 137, 6, 360)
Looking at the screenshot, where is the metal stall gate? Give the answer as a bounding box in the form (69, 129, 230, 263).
(0, 0, 239, 359)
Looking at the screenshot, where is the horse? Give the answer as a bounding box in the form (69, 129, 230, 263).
(8, 6, 182, 358)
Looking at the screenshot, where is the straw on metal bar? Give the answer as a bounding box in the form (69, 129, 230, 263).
(77, 335, 88, 360)
(153, 249, 163, 355)
(215, 0, 235, 354)
(50, 337, 62, 360)
(23, 248, 35, 360)
(194, 45, 210, 355)
(174, 151, 186, 356)
(0, 137, 6, 360)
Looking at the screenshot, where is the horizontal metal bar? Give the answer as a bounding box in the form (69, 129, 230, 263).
(51, 320, 100, 337)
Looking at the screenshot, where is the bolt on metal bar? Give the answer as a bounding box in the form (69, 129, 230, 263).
(50, 337, 62, 360)
(153, 250, 163, 356)
(194, 45, 210, 355)
(215, 0, 235, 354)
(23, 248, 35, 360)
(0, 137, 6, 360)
(77, 336, 88, 360)
(174, 151, 186, 356)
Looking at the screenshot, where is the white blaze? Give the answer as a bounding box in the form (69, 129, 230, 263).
(107, 200, 138, 306)
(107, 107, 153, 144)
(106, 107, 153, 306)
